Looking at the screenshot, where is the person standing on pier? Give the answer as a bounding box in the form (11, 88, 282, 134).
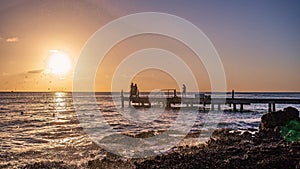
(182, 84, 186, 97)
(130, 83, 139, 97)
(130, 83, 134, 98)
(134, 83, 138, 97)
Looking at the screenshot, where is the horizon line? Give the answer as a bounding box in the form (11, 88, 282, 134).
(1, 90, 300, 93)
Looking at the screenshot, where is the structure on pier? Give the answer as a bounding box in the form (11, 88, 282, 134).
(121, 89, 300, 112)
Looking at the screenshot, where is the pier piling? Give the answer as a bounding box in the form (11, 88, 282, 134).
(272, 103, 276, 112)
(121, 90, 124, 108)
(233, 103, 237, 112)
(211, 104, 214, 111)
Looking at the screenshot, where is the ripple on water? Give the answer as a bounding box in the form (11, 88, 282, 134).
(1, 92, 299, 167)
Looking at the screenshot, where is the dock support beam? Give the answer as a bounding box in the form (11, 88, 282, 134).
(272, 103, 276, 112)
(129, 96, 131, 107)
(211, 104, 214, 111)
(233, 103, 237, 112)
(218, 104, 221, 110)
(268, 103, 276, 112)
(240, 104, 243, 112)
(203, 101, 206, 111)
(121, 90, 124, 108)
(230, 89, 235, 108)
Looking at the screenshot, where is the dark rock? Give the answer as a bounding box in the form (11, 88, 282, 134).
(20, 161, 76, 169)
(85, 107, 300, 169)
(259, 106, 299, 130)
(134, 130, 158, 138)
(254, 128, 283, 144)
(247, 128, 258, 132)
(87, 157, 135, 169)
(242, 131, 253, 140)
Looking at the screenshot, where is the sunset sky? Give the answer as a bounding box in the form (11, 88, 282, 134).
(0, 0, 299, 92)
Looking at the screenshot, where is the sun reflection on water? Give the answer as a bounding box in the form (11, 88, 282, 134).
(54, 92, 68, 122)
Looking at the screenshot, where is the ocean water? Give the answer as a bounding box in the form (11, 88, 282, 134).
(0, 92, 300, 167)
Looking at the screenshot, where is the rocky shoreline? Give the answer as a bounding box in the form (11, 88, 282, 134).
(14, 107, 300, 169)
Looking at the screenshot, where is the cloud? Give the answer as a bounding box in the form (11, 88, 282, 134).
(1, 72, 9, 76)
(6, 37, 19, 42)
(27, 69, 44, 74)
(49, 49, 59, 53)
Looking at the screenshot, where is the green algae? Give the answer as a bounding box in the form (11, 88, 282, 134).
(282, 120, 300, 142)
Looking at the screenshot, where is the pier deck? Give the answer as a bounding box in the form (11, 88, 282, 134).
(121, 94, 300, 112)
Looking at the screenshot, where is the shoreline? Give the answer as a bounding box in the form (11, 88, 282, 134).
(5, 107, 298, 169)
(88, 107, 300, 169)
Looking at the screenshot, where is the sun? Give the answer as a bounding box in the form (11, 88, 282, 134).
(47, 50, 71, 75)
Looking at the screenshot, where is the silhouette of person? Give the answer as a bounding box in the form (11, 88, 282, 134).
(182, 84, 186, 97)
(130, 83, 134, 97)
(133, 84, 138, 96)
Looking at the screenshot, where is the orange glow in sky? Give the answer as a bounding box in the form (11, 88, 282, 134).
(0, 1, 299, 92)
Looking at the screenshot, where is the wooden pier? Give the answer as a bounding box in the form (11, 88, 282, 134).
(121, 90, 300, 112)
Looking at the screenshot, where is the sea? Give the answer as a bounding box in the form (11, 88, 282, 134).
(0, 92, 300, 167)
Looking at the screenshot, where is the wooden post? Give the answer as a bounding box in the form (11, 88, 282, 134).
(272, 103, 276, 112)
(129, 95, 131, 107)
(121, 90, 124, 108)
(167, 102, 171, 108)
(230, 90, 234, 107)
(211, 104, 214, 111)
(233, 103, 237, 112)
(218, 104, 221, 110)
(240, 104, 243, 112)
(268, 103, 271, 112)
